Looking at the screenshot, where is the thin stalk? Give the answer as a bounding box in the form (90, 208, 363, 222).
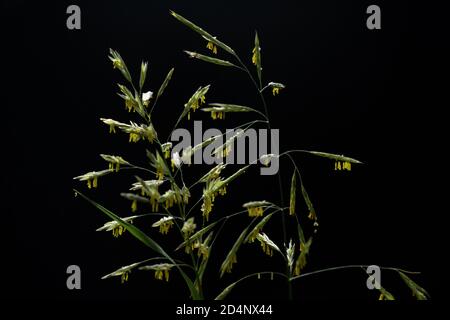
(290, 265, 421, 282)
(232, 51, 291, 299)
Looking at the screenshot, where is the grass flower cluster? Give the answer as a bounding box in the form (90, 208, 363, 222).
(74, 11, 428, 300)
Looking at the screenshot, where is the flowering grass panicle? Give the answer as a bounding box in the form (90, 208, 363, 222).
(73, 10, 427, 301)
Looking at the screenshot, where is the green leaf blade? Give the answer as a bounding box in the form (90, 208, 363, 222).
(220, 225, 251, 278)
(301, 182, 316, 221)
(157, 67, 174, 100)
(307, 151, 363, 164)
(170, 10, 235, 56)
(289, 171, 297, 216)
(184, 51, 238, 68)
(139, 61, 148, 90)
(75, 190, 201, 299)
(254, 31, 262, 88)
(398, 271, 429, 300)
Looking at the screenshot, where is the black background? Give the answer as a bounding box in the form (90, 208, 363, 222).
(6, 0, 446, 302)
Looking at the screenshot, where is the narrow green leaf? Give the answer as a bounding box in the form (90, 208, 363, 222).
(220, 225, 251, 277)
(109, 49, 133, 85)
(197, 232, 214, 282)
(75, 190, 200, 299)
(296, 220, 306, 245)
(254, 32, 262, 88)
(301, 182, 316, 220)
(398, 271, 429, 300)
(101, 257, 166, 280)
(117, 83, 134, 99)
(179, 85, 211, 122)
(157, 67, 174, 99)
(245, 212, 274, 243)
(378, 286, 395, 300)
(307, 151, 363, 164)
(215, 272, 275, 300)
(221, 165, 250, 187)
(75, 191, 165, 256)
(215, 282, 238, 300)
(184, 51, 238, 68)
(139, 61, 148, 90)
(203, 103, 258, 113)
(289, 171, 297, 216)
(101, 262, 141, 280)
(133, 90, 147, 118)
(170, 10, 235, 55)
(293, 237, 312, 276)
